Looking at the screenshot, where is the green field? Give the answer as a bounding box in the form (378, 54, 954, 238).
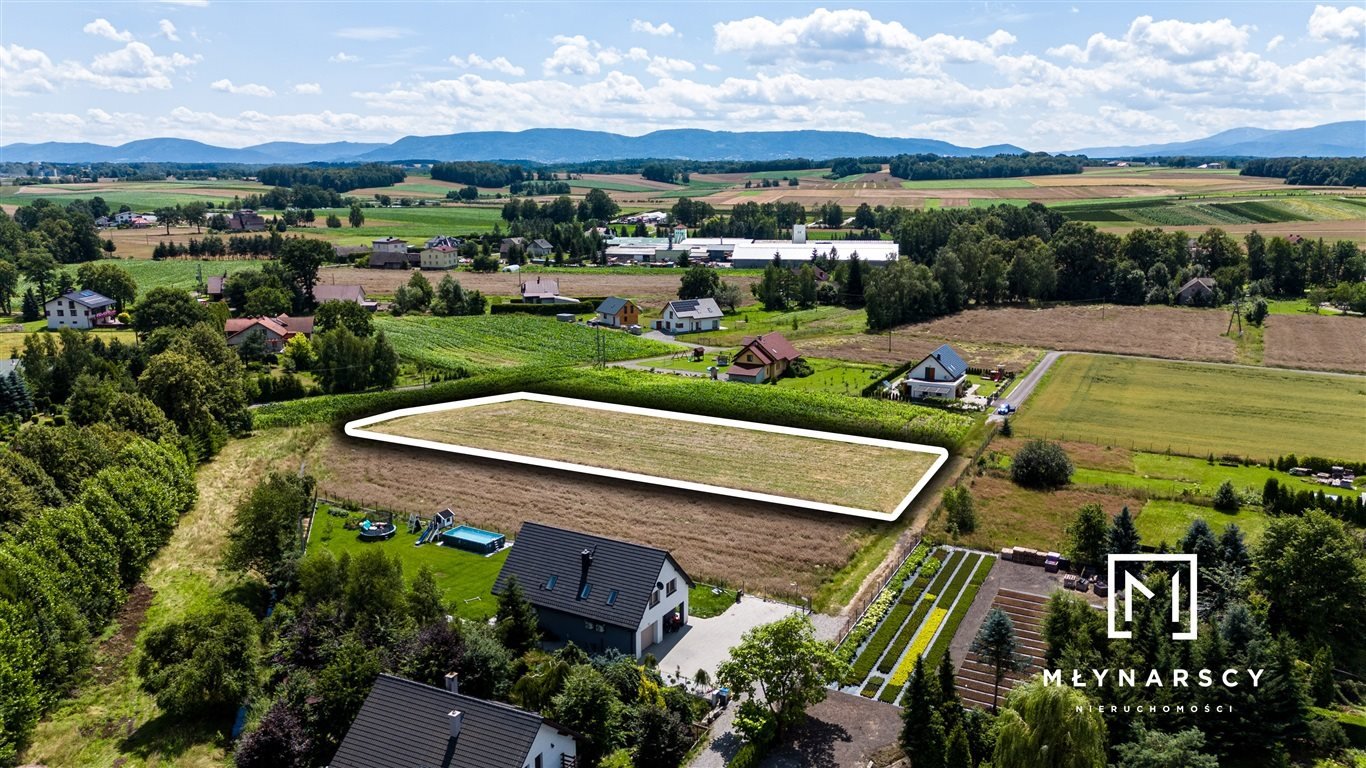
(1014, 354, 1366, 461)
(35, 258, 266, 297)
(899, 178, 1033, 189)
(775, 358, 891, 395)
(1134, 500, 1270, 548)
(308, 507, 507, 620)
(313, 205, 509, 241)
(0, 180, 270, 210)
(1055, 195, 1366, 227)
(1073, 452, 1362, 501)
(375, 314, 677, 374)
(566, 178, 659, 192)
(744, 169, 828, 180)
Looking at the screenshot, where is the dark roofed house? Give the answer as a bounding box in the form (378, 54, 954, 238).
(206, 273, 227, 300)
(368, 250, 420, 269)
(654, 298, 722, 334)
(726, 332, 801, 384)
(529, 238, 554, 258)
(44, 289, 118, 331)
(1175, 276, 1217, 306)
(329, 673, 578, 768)
(227, 209, 267, 232)
(901, 343, 969, 400)
(493, 523, 692, 657)
(500, 237, 527, 257)
(593, 297, 640, 328)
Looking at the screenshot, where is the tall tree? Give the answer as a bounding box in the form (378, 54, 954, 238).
(1066, 503, 1109, 569)
(495, 576, 541, 658)
(717, 613, 848, 736)
(1256, 510, 1366, 656)
(1114, 727, 1218, 768)
(1109, 505, 1141, 555)
(222, 472, 315, 589)
(970, 607, 1027, 712)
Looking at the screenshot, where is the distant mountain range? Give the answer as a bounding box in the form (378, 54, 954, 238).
(0, 129, 1023, 164)
(1068, 121, 1365, 158)
(1, 122, 1360, 165)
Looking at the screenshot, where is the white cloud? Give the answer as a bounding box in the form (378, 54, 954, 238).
(158, 19, 180, 42)
(631, 19, 677, 37)
(2, 41, 200, 95)
(158, 0, 209, 6)
(83, 19, 134, 43)
(292, 82, 322, 94)
(646, 55, 696, 78)
(329, 52, 359, 63)
(335, 26, 409, 41)
(543, 35, 622, 76)
(1308, 5, 1366, 41)
(1267, 34, 1285, 51)
(450, 53, 525, 76)
(714, 8, 918, 60)
(986, 29, 1017, 48)
(210, 78, 276, 97)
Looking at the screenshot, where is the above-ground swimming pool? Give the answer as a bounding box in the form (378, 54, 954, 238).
(441, 525, 506, 555)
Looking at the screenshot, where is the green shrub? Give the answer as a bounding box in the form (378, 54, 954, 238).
(1011, 439, 1073, 488)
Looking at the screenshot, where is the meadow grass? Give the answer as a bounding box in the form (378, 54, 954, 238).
(1134, 500, 1270, 548)
(1013, 354, 1366, 461)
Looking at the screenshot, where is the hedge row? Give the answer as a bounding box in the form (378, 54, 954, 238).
(490, 301, 595, 315)
(878, 682, 904, 704)
(255, 367, 973, 449)
(845, 602, 913, 685)
(927, 555, 997, 668)
(877, 551, 964, 675)
(839, 546, 930, 683)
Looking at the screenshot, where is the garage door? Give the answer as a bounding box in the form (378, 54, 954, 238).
(638, 623, 655, 653)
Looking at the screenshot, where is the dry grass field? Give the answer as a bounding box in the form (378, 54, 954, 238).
(366, 398, 940, 515)
(949, 473, 1144, 553)
(1264, 314, 1366, 373)
(801, 332, 1041, 372)
(889, 305, 1237, 363)
(318, 433, 887, 598)
(316, 265, 758, 304)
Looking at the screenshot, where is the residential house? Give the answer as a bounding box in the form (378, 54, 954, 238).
(128, 216, 153, 229)
(528, 238, 554, 258)
(654, 298, 722, 334)
(493, 522, 692, 657)
(313, 284, 376, 310)
(369, 237, 418, 268)
(113, 211, 138, 225)
(900, 343, 969, 400)
(1175, 277, 1217, 306)
(227, 209, 267, 232)
(593, 297, 640, 328)
(421, 245, 459, 270)
(520, 276, 575, 304)
(329, 673, 578, 768)
(372, 236, 408, 254)
(94, 216, 111, 228)
(499, 237, 527, 257)
(726, 332, 801, 383)
(44, 289, 118, 330)
(224, 315, 313, 353)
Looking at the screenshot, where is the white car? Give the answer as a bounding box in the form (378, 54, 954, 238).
(996, 403, 1015, 415)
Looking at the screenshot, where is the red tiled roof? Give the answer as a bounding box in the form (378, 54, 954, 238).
(225, 316, 289, 338)
(736, 332, 800, 365)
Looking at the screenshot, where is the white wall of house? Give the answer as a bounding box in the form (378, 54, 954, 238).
(373, 239, 407, 254)
(657, 307, 720, 334)
(227, 326, 287, 352)
(420, 248, 458, 269)
(45, 298, 101, 330)
(522, 723, 577, 768)
(634, 560, 689, 656)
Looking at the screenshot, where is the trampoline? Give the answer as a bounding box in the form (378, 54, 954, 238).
(358, 520, 397, 542)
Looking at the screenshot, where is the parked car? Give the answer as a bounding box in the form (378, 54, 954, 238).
(627, 325, 643, 335)
(996, 403, 1015, 415)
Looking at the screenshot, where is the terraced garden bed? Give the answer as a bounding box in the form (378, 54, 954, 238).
(836, 546, 998, 705)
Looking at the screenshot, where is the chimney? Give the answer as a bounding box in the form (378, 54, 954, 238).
(581, 547, 594, 573)
(444, 671, 460, 695)
(448, 710, 464, 740)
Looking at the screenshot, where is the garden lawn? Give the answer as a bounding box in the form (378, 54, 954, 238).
(688, 584, 736, 619)
(1073, 453, 1362, 501)
(1013, 354, 1366, 461)
(1134, 500, 1270, 548)
(374, 314, 677, 374)
(775, 358, 892, 396)
(307, 508, 507, 621)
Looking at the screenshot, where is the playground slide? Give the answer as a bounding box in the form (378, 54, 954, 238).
(416, 519, 440, 546)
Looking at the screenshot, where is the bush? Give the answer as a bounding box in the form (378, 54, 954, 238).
(1010, 439, 1073, 488)
(137, 600, 260, 717)
(1213, 480, 1240, 511)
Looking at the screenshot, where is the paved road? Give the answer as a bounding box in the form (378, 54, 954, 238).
(987, 350, 1063, 422)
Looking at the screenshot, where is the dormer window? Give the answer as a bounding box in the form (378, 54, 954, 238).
(579, 583, 592, 600)
(544, 575, 557, 590)
(606, 589, 618, 606)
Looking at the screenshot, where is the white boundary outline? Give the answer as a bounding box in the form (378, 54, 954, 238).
(344, 391, 949, 522)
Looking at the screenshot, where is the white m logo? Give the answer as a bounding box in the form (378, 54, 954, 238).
(1107, 554, 1198, 640)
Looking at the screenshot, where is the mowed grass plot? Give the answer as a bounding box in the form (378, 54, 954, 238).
(364, 396, 942, 517)
(1014, 354, 1366, 461)
(307, 509, 507, 621)
(374, 315, 677, 374)
(1135, 500, 1270, 548)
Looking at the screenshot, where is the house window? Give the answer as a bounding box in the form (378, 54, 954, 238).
(666, 579, 677, 597)
(606, 589, 618, 606)
(651, 590, 660, 607)
(544, 575, 557, 590)
(56, 310, 64, 317)
(579, 583, 592, 600)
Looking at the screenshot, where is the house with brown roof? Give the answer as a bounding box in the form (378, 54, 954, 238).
(224, 314, 313, 353)
(725, 332, 801, 383)
(205, 273, 227, 300)
(227, 209, 267, 232)
(313, 284, 375, 310)
(1175, 277, 1217, 306)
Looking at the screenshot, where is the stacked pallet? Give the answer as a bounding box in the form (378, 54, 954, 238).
(957, 589, 1049, 710)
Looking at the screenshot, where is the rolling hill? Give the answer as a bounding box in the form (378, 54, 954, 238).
(1069, 121, 1365, 158)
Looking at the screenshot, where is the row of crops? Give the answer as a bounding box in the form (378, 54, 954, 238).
(1058, 196, 1364, 227)
(837, 546, 997, 706)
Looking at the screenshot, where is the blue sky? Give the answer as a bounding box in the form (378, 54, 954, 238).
(1, 1, 1363, 150)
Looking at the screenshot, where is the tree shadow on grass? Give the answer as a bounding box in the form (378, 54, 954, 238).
(118, 709, 232, 762)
